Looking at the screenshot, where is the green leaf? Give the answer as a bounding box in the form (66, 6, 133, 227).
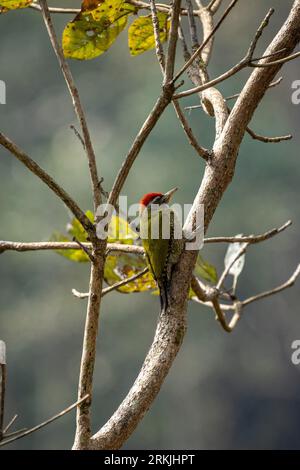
(104, 253, 156, 293)
(62, 0, 135, 60)
(128, 12, 170, 56)
(0, 0, 32, 10)
(194, 255, 218, 284)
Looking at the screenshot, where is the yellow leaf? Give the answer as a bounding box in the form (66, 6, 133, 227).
(128, 12, 170, 56)
(0, 0, 32, 9)
(104, 253, 156, 293)
(62, 0, 135, 60)
(51, 212, 139, 263)
(50, 232, 90, 263)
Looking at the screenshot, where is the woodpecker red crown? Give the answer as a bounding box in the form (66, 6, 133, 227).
(139, 192, 163, 208)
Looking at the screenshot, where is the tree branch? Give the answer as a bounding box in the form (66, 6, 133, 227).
(204, 220, 292, 244)
(107, 90, 174, 210)
(173, 0, 239, 82)
(0, 221, 291, 255)
(150, 1, 209, 159)
(187, 0, 199, 50)
(184, 76, 283, 109)
(246, 126, 292, 143)
(35, 1, 108, 450)
(0, 341, 6, 442)
(172, 100, 210, 159)
(164, 0, 182, 84)
(184, 1, 300, 235)
(207, 0, 223, 14)
(0, 241, 145, 255)
(38, 0, 102, 210)
(0, 395, 89, 448)
(73, 251, 107, 449)
(30, 1, 199, 16)
(107, 0, 184, 210)
(216, 243, 248, 290)
(150, 0, 166, 71)
(174, 8, 300, 100)
(76, 5, 180, 438)
(90, 299, 187, 449)
(0, 133, 94, 236)
(242, 265, 300, 307)
(72, 267, 149, 300)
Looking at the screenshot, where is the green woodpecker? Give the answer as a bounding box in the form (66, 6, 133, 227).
(139, 188, 184, 312)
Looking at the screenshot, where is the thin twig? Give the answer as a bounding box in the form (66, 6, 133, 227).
(174, 9, 292, 99)
(30, 1, 199, 16)
(0, 354, 6, 440)
(72, 289, 90, 300)
(164, 0, 182, 84)
(186, 0, 199, 50)
(107, 92, 174, 211)
(73, 237, 95, 263)
(4, 428, 28, 439)
(250, 50, 300, 67)
(178, 23, 192, 62)
(150, 0, 166, 71)
(184, 76, 283, 110)
(246, 8, 275, 59)
(246, 126, 292, 143)
(174, 51, 291, 98)
(0, 133, 94, 237)
(186, 88, 292, 144)
(0, 395, 89, 448)
(151, 4, 209, 160)
(217, 243, 248, 290)
(174, 58, 246, 99)
(72, 267, 150, 300)
(212, 298, 242, 332)
(173, 0, 239, 82)
(70, 125, 86, 150)
(38, 0, 102, 210)
(3, 414, 18, 434)
(172, 100, 209, 159)
(242, 265, 300, 307)
(102, 267, 149, 296)
(207, 0, 223, 14)
(0, 241, 145, 255)
(150, 3, 208, 159)
(205, 220, 292, 244)
(191, 276, 240, 333)
(212, 297, 232, 332)
(197, 264, 300, 332)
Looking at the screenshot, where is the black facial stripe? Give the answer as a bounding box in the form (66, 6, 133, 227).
(150, 196, 163, 206)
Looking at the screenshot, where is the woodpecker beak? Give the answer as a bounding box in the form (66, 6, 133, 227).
(161, 187, 178, 204)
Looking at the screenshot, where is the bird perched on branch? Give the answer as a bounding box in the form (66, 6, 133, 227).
(139, 188, 184, 312)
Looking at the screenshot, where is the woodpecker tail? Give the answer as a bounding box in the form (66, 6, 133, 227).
(159, 281, 170, 314)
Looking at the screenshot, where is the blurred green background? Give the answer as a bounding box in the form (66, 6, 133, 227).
(0, 0, 300, 450)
